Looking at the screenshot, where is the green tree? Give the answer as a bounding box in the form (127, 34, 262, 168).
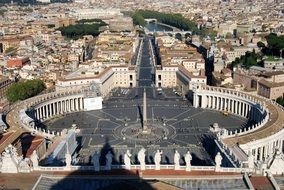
(131, 10, 199, 33)
(6, 79, 46, 103)
(265, 33, 284, 57)
(225, 32, 233, 39)
(5, 47, 16, 54)
(0, 9, 6, 17)
(276, 97, 284, 106)
(58, 21, 107, 40)
(229, 50, 260, 69)
(257, 41, 265, 48)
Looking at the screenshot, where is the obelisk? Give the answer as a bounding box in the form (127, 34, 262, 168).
(143, 88, 148, 132)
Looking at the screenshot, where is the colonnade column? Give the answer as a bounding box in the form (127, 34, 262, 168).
(238, 102, 241, 116)
(57, 101, 59, 113)
(74, 98, 77, 111)
(66, 100, 69, 112)
(232, 100, 235, 114)
(247, 105, 251, 118)
(212, 96, 216, 109)
(216, 97, 220, 110)
(260, 147, 263, 161)
(35, 109, 39, 120)
(53, 103, 56, 116)
(80, 98, 84, 110)
(224, 98, 227, 111)
(208, 96, 211, 109)
(193, 94, 197, 108)
(72, 99, 75, 111)
(46, 104, 49, 118)
(38, 107, 42, 121)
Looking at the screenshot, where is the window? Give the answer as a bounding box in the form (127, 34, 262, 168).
(130, 75, 133, 81)
(158, 75, 161, 80)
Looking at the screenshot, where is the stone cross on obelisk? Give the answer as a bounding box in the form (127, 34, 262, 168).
(143, 88, 148, 132)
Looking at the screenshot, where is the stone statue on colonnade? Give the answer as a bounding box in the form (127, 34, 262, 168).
(215, 152, 222, 172)
(124, 150, 132, 170)
(154, 150, 163, 170)
(138, 148, 146, 170)
(174, 150, 180, 170)
(30, 150, 39, 169)
(92, 151, 100, 172)
(184, 151, 192, 171)
(105, 151, 113, 170)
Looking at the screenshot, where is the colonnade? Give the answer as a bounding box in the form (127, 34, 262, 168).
(193, 85, 284, 165)
(35, 97, 84, 122)
(194, 93, 263, 123)
(250, 139, 283, 161)
(240, 129, 284, 162)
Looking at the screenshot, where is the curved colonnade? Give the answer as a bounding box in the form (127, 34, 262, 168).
(7, 88, 88, 139)
(6, 85, 284, 166)
(193, 85, 284, 163)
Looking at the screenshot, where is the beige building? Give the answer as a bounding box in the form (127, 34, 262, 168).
(56, 65, 136, 98)
(0, 76, 13, 100)
(212, 68, 233, 87)
(225, 46, 257, 64)
(264, 59, 284, 70)
(258, 80, 284, 100)
(109, 17, 134, 32)
(155, 35, 207, 90)
(93, 31, 139, 65)
(155, 66, 178, 88)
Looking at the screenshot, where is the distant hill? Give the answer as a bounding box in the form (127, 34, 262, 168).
(0, 0, 71, 5)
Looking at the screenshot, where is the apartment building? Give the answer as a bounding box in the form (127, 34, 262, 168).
(155, 35, 207, 90)
(56, 64, 136, 98)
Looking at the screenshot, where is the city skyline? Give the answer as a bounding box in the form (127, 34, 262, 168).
(0, 0, 284, 189)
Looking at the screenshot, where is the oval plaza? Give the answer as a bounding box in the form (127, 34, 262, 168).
(0, 33, 284, 190)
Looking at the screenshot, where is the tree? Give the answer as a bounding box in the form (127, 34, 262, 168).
(257, 41, 265, 48)
(0, 9, 6, 17)
(265, 33, 284, 57)
(5, 47, 16, 54)
(131, 10, 199, 33)
(58, 21, 107, 40)
(276, 97, 284, 106)
(6, 79, 46, 103)
(225, 32, 233, 39)
(229, 50, 259, 69)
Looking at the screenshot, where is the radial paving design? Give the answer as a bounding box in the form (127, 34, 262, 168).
(43, 88, 250, 165)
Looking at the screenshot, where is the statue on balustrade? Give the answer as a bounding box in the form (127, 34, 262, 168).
(65, 142, 72, 168)
(184, 151, 192, 171)
(65, 152, 72, 168)
(174, 150, 180, 170)
(92, 151, 100, 172)
(247, 151, 255, 169)
(18, 158, 31, 173)
(154, 150, 163, 170)
(30, 150, 39, 169)
(215, 152, 222, 172)
(105, 151, 113, 171)
(124, 150, 132, 170)
(1, 145, 20, 173)
(138, 148, 146, 170)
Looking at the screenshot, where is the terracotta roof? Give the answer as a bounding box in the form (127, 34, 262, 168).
(0, 131, 14, 145)
(249, 176, 274, 190)
(13, 133, 44, 158)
